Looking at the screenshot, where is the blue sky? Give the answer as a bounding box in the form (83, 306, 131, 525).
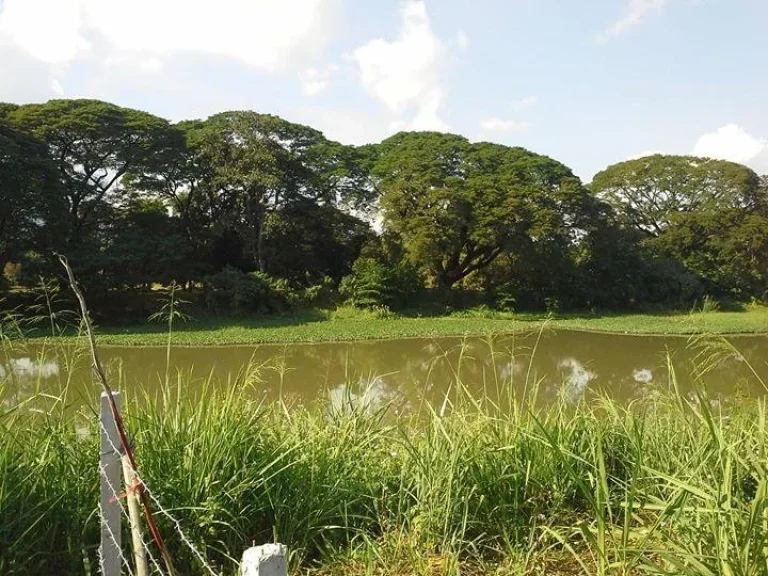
(1, 0, 766, 180)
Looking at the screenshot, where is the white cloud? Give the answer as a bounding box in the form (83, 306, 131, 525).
(597, 0, 668, 42)
(457, 29, 469, 52)
(297, 105, 392, 145)
(408, 88, 450, 132)
(0, 0, 338, 70)
(623, 125, 768, 174)
(352, 1, 449, 131)
(510, 95, 537, 111)
(692, 124, 768, 173)
(138, 57, 164, 74)
(0, 43, 61, 101)
(301, 64, 339, 96)
(480, 117, 533, 132)
(0, 0, 90, 63)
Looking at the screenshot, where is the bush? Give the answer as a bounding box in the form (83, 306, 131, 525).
(698, 294, 721, 313)
(203, 267, 298, 314)
(330, 303, 397, 320)
(339, 258, 421, 310)
(299, 275, 337, 307)
(2, 261, 22, 287)
(491, 284, 517, 312)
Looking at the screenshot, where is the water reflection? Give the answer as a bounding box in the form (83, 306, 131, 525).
(0, 357, 60, 381)
(558, 358, 596, 401)
(632, 369, 654, 384)
(328, 377, 405, 414)
(2, 330, 767, 412)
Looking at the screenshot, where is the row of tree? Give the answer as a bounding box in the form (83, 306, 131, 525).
(1, 99, 766, 314)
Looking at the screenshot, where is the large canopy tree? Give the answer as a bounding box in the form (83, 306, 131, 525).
(263, 198, 373, 284)
(123, 120, 212, 254)
(7, 99, 176, 246)
(592, 155, 767, 299)
(374, 131, 593, 292)
(0, 120, 66, 269)
(191, 111, 364, 272)
(590, 154, 762, 235)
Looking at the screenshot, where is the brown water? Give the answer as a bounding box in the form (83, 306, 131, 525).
(2, 330, 767, 412)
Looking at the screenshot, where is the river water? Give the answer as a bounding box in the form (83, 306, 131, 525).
(2, 330, 767, 412)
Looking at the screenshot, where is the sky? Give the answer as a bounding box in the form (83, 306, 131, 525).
(1, 0, 767, 181)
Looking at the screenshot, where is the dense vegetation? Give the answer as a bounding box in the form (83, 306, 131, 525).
(2, 338, 767, 575)
(2, 99, 767, 319)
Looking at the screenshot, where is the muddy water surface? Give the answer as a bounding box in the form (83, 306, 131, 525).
(3, 330, 767, 412)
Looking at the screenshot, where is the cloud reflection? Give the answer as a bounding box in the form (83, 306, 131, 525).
(558, 357, 595, 401)
(0, 357, 60, 382)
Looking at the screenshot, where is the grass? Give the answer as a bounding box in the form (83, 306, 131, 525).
(2, 332, 768, 575)
(18, 304, 768, 347)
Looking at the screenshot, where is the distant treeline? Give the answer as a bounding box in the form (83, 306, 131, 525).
(1, 99, 766, 315)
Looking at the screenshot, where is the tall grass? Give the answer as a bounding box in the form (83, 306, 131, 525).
(1, 330, 767, 574)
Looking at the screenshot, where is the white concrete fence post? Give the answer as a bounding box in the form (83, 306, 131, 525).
(241, 543, 288, 576)
(100, 391, 122, 576)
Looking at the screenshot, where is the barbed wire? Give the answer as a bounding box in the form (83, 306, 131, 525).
(97, 459, 136, 576)
(98, 415, 219, 576)
(100, 417, 167, 575)
(100, 427, 167, 575)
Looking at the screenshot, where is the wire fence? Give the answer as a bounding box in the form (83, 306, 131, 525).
(98, 393, 218, 576)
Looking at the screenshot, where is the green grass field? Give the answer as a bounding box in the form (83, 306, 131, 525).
(25, 304, 768, 346)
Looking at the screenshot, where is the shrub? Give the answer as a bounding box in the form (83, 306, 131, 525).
(491, 284, 517, 312)
(339, 258, 421, 310)
(2, 261, 22, 287)
(699, 294, 721, 313)
(203, 267, 297, 314)
(299, 276, 337, 307)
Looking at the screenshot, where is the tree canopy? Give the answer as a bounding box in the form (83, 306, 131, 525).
(374, 132, 594, 291)
(7, 99, 175, 245)
(591, 154, 761, 235)
(0, 120, 66, 268)
(1, 98, 766, 313)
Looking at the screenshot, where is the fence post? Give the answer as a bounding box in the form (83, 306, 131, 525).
(241, 544, 287, 576)
(100, 391, 122, 576)
(122, 454, 149, 576)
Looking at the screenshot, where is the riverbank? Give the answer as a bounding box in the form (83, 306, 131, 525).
(21, 305, 768, 346)
(3, 380, 766, 575)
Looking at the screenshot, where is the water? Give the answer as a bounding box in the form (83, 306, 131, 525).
(2, 330, 767, 412)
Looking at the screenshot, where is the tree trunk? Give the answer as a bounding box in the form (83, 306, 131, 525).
(436, 271, 457, 305)
(257, 219, 266, 273)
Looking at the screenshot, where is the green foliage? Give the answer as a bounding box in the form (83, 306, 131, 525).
(102, 198, 195, 288)
(374, 132, 596, 292)
(298, 275, 337, 307)
(650, 208, 768, 300)
(6, 99, 175, 246)
(1, 97, 767, 316)
(699, 294, 721, 313)
(263, 199, 373, 284)
(192, 111, 361, 272)
(2, 262, 22, 287)
(203, 266, 297, 313)
(591, 154, 761, 234)
(339, 257, 421, 309)
(0, 120, 66, 266)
